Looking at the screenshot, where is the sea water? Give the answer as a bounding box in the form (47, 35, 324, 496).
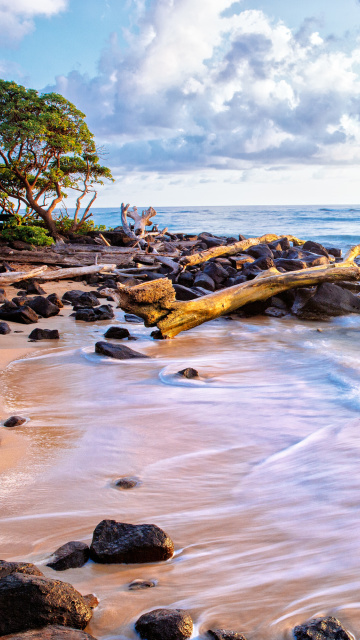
(1, 206, 360, 640)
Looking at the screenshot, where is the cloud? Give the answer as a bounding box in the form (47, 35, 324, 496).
(45, 1, 360, 174)
(0, 0, 68, 46)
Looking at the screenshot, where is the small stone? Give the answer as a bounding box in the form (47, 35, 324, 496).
(135, 608, 193, 640)
(46, 541, 90, 571)
(28, 328, 60, 341)
(128, 579, 156, 590)
(114, 477, 140, 490)
(0, 322, 11, 334)
(104, 327, 130, 339)
(177, 368, 199, 379)
(3, 416, 26, 428)
(95, 342, 149, 360)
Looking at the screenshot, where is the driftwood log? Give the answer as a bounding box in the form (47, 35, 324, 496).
(118, 245, 360, 338)
(0, 264, 116, 285)
(0, 266, 48, 285)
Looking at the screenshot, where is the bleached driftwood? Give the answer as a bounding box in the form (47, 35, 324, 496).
(180, 234, 304, 268)
(121, 203, 157, 241)
(0, 266, 48, 285)
(37, 264, 116, 281)
(118, 245, 360, 338)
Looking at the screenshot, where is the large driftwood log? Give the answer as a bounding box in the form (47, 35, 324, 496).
(0, 245, 135, 267)
(38, 264, 116, 281)
(180, 234, 304, 267)
(0, 266, 48, 285)
(118, 246, 360, 338)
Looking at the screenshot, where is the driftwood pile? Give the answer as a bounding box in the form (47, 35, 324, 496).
(1, 206, 360, 337)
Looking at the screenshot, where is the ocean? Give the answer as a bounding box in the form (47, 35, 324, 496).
(2, 204, 360, 640)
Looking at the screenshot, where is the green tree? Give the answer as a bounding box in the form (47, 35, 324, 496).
(0, 80, 113, 240)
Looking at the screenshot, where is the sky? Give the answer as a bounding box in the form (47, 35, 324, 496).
(2, 0, 360, 206)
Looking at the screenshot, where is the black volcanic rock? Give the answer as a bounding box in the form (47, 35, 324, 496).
(0, 306, 38, 324)
(46, 541, 90, 571)
(28, 296, 60, 318)
(90, 519, 174, 563)
(292, 283, 360, 319)
(95, 342, 148, 359)
(28, 328, 59, 341)
(104, 326, 130, 339)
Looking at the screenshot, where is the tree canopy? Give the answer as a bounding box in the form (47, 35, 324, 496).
(0, 80, 113, 239)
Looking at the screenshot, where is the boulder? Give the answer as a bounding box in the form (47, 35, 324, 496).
(177, 368, 199, 379)
(3, 416, 27, 428)
(104, 326, 130, 339)
(95, 342, 148, 360)
(0, 561, 43, 579)
(73, 292, 100, 309)
(194, 272, 216, 292)
(135, 609, 193, 640)
(292, 283, 360, 319)
(0, 321, 11, 334)
(0, 626, 97, 639)
(208, 631, 247, 640)
(90, 519, 174, 563)
(0, 306, 38, 324)
(302, 240, 330, 258)
(46, 542, 90, 571)
(251, 256, 275, 271)
(274, 258, 306, 272)
(28, 296, 60, 318)
(177, 271, 194, 287)
(246, 244, 273, 259)
(0, 573, 92, 636)
(28, 329, 60, 341)
(293, 617, 352, 640)
(75, 305, 114, 322)
(203, 261, 229, 285)
(62, 290, 85, 304)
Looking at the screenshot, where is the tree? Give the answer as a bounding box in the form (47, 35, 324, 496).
(0, 80, 113, 239)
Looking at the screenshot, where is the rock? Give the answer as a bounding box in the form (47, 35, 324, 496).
(193, 272, 216, 292)
(203, 261, 229, 284)
(74, 292, 99, 308)
(229, 255, 255, 269)
(95, 342, 148, 360)
(23, 281, 47, 295)
(177, 368, 199, 379)
(302, 240, 330, 258)
(3, 416, 26, 428)
(0, 321, 11, 334)
(128, 579, 156, 590)
(177, 271, 194, 287)
(0, 573, 92, 636)
(0, 306, 38, 324)
(251, 256, 275, 270)
(151, 330, 165, 340)
(90, 519, 174, 563)
(82, 594, 99, 609)
(125, 313, 143, 323)
(207, 630, 247, 640)
(0, 289, 7, 303)
(104, 326, 130, 339)
(47, 293, 64, 309)
(75, 305, 114, 322)
(0, 626, 98, 639)
(46, 542, 90, 571)
(236, 300, 269, 317)
(135, 608, 193, 640)
(241, 264, 262, 280)
(274, 258, 306, 272)
(246, 244, 273, 259)
(327, 247, 342, 258)
(62, 290, 86, 304)
(264, 306, 287, 318)
(28, 296, 60, 318)
(173, 285, 201, 301)
(292, 283, 360, 319)
(28, 329, 60, 341)
(268, 237, 291, 252)
(0, 561, 43, 579)
(114, 477, 141, 489)
(293, 617, 352, 640)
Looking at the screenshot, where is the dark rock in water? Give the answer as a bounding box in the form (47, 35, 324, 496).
(90, 519, 174, 563)
(3, 416, 26, 428)
(95, 342, 148, 360)
(124, 313, 143, 323)
(128, 579, 156, 590)
(62, 290, 85, 304)
(46, 541, 90, 571)
(274, 258, 306, 272)
(104, 326, 130, 339)
(73, 292, 100, 309)
(194, 272, 216, 291)
(0, 321, 11, 334)
(76, 305, 114, 322)
(151, 329, 166, 340)
(0, 573, 92, 636)
(246, 244, 273, 259)
(177, 368, 199, 379)
(75, 308, 97, 322)
(28, 296, 60, 318)
(173, 284, 201, 301)
(135, 608, 193, 640)
(207, 630, 247, 640)
(47, 293, 64, 308)
(82, 594, 99, 609)
(0, 626, 97, 640)
(114, 477, 141, 490)
(0, 306, 38, 324)
(293, 617, 352, 640)
(292, 283, 360, 319)
(0, 561, 43, 579)
(265, 306, 287, 318)
(302, 240, 330, 258)
(128, 335, 138, 341)
(28, 328, 59, 341)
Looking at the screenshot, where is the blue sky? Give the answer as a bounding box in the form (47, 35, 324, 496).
(2, 0, 360, 206)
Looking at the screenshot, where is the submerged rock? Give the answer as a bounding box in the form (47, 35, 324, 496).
(46, 542, 90, 571)
(207, 630, 247, 640)
(0, 573, 92, 636)
(128, 579, 156, 590)
(0, 626, 98, 639)
(95, 342, 149, 360)
(177, 368, 199, 379)
(293, 617, 352, 640)
(114, 477, 141, 489)
(90, 519, 174, 563)
(0, 561, 43, 579)
(3, 416, 26, 428)
(135, 608, 193, 640)
(28, 328, 60, 341)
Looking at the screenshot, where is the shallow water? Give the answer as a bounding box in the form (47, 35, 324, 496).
(2, 306, 360, 639)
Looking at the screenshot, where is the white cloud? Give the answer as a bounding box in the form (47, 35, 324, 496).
(0, 0, 68, 45)
(44, 1, 360, 176)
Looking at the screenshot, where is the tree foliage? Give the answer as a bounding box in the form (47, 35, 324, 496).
(0, 80, 113, 239)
